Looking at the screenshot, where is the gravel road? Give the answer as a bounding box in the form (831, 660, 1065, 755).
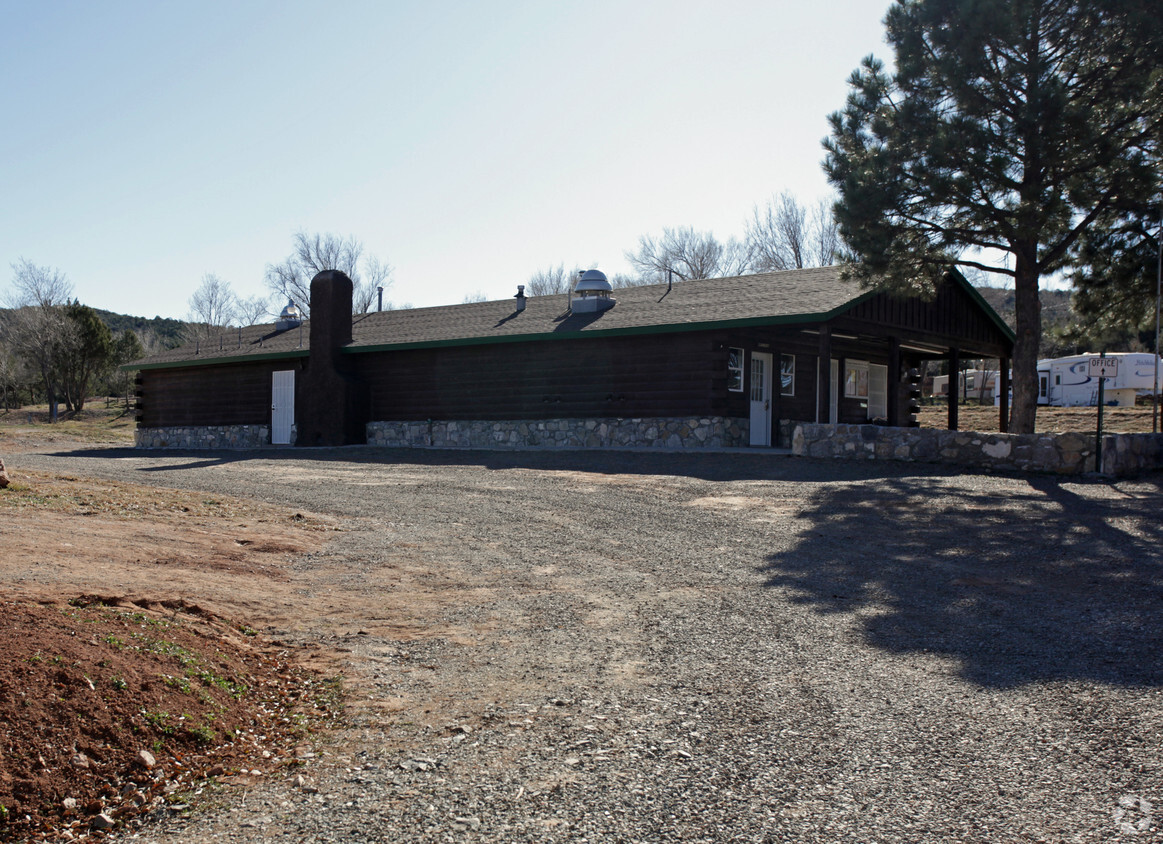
(10, 445, 1163, 843)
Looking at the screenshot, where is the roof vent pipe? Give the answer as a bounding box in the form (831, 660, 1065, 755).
(377, 285, 384, 312)
(515, 285, 526, 312)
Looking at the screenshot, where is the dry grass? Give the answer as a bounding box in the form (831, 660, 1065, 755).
(0, 468, 334, 531)
(918, 402, 1162, 434)
(0, 402, 137, 445)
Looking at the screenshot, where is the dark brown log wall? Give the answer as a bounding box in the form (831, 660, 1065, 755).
(844, 282, 1011, 355)
(137, 361, 302, 428)
(354, 332, 722, 421)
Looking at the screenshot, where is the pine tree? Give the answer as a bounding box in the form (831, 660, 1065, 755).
(823, 0, 1163, 432)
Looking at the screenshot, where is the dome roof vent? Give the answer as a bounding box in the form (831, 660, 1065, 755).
(571, 269, 615, 313)
(276, 299, 303, 331)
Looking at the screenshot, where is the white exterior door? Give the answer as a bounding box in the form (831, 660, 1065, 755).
(271, 370, 295, 445)
(749, 352, 773, 447)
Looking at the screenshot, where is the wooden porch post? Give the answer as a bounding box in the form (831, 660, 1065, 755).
(818, 326, 832, 423)
(999, 357, 1009, 433)
(948, 347, 960, 431)
(887, 336, 901, 427)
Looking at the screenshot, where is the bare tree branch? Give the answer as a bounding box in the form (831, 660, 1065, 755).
(186, 274, 239, 339)
(265, 232, 395, 315)
(746, 192, 841, 271)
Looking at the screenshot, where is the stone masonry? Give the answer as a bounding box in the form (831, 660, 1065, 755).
(791, 422, 1163, 477)
(367, 417, 749, 450)
(134, 425, 274, 449)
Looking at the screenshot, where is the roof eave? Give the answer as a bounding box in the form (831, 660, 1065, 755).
(125, 349, 310, 371)
(342, 311, 845, 354)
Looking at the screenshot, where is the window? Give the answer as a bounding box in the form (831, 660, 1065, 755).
(1039, 375, 1048, 398)
(727, 347, 744, 392)
(780, 354, 795, 396)
(844, 360, 869, 398)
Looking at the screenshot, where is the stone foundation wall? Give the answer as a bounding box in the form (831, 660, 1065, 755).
(1102, 432, 1163, 476)
(367, 416, 749, 450)
(790, 422, 1163, 477)
(135, 425, 273, 449)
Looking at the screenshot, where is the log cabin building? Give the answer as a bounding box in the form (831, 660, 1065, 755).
(130, 266, 1015, 450)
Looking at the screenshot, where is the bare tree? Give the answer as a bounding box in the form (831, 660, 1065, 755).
(0, 338, 20, 411)
(3, 260, 73, 417)
(187, 274, 238, 338)
(4, 258, 72, 309)
(265, 232, 394, 316)
(625, 227, 752, 282)
(746, 192, 841, 271)
(525, 264, 576, 296)
(236, 294, 271, 326)
(809, 198, 841, 267)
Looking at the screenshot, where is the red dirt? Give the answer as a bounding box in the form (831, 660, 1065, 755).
(0, 470, 342, 842)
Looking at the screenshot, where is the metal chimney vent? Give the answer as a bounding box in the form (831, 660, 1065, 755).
(275, 299, 303, 331)
(571, 269, 615, 313)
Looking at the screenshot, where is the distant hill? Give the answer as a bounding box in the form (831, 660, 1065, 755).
(92, 309, 189, 350)
(974, 285, 1080, 357)
(974, 285, 1074, 333)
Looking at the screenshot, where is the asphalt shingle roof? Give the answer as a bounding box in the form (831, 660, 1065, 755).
(134, 268, 869, 369)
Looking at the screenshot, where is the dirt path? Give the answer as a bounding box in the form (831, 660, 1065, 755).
(3, 443, 1162, 842)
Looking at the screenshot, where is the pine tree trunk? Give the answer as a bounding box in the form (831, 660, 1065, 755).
(1009, 251, 1042, 434)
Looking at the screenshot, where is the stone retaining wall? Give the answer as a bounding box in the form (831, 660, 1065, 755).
(135, 425, 273, 449)
(367, 416, 749, 450)
(790, 422, 1163, 477)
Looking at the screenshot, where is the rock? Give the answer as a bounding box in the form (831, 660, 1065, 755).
(136, 749, 156, 769)
(90, 813, 116, 830)
(61, 797, 78, 811)
(70, 753, 90, 769)
(0, 458, 9, 489)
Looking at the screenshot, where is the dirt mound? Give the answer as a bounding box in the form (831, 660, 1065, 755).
(0, 597, 341, 842)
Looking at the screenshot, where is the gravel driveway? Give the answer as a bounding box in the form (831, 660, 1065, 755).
(11, 445, 1163, 843)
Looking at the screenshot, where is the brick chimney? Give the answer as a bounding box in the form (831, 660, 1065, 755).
(296, 271, 368, 446)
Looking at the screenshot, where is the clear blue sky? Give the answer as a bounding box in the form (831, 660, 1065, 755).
(1, 0, 894, 321)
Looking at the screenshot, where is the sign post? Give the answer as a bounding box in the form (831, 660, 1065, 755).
(1090, 356, 1118, 472)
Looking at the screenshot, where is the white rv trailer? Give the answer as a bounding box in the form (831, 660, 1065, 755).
(1035, 353, 1163, 407)
(931, 369, 999, 402)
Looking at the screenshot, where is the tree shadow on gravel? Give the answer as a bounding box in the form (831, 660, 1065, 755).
(758, 473, 1163, 688)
